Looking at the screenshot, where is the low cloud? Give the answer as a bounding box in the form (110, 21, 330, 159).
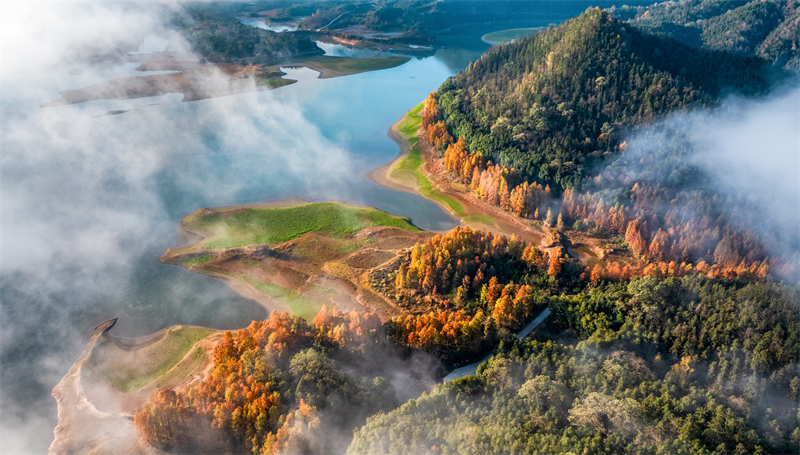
(587, 82, 800, 265)
(1, 3, 356, 453)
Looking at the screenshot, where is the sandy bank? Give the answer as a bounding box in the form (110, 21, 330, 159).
(51, 319, 224, 455)
(368, 106, 546, 244)
(367, 115, 423, 195)
(49, 320, 151, 455)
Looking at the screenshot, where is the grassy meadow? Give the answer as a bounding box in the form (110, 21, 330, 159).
(186, 202, 418, 250)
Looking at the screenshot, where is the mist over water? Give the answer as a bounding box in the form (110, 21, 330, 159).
(0, 1, 656, 452)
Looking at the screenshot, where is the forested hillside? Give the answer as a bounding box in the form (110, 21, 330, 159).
(610, 0, 800, 70)
(374, 227, 559, 365)
(134, 310, 402, 454)
(350, 277, 800, 455)
(172, 6, 321, 63)
(432, 9, 777, 192)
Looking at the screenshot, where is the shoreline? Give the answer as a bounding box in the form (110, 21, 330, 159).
(162, 200, 427, 321)
(367, 104, 617, 263)
(51, 319, 223, 454)
(368, 104, 547, 245)
(366, 115, 424, 196)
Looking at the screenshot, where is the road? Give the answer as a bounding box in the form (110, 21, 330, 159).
(442, 307, 551, 382)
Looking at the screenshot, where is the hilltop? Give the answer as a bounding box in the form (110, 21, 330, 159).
(433, 8, 779, 192)
(610, 0, 800, 70)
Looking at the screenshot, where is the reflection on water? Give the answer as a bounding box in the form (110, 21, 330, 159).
(314, 41, 384, 58)
(278, 65, 322, 85)
(238, 17, 297, 32)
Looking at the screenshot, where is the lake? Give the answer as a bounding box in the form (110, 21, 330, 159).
(0, 2, 650, 452)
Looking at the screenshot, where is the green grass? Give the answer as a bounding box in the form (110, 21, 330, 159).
(186, 202, 419, 249)
(144, 345, 207, 392)
(241, 276, 323, 321)
(394, 144, 423, 171)
(392, 105, 465, 216)
(181, 254, 215, 266)
(309, 56, 410, 74)
(481, 27, 544, 45)
(397, 102, 424, 137)
(89, 326, 214, 392)
(463, 214, 496, 226)
(418, 173, 465, 215)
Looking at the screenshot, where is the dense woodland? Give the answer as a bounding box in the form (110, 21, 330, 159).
(258, 1, 567, 38)
(172, 6, 321, 63)
(422, 9, 794, 281)
(431, 9, 778, 193)
(376, 227, 564, 364)
(135, 268, 800, 454)
(610, 0, 800, 70)
(350, 277, 800, 455)
(425, 92, 783, 282)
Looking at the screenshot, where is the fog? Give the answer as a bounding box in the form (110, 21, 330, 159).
(585, 82, 800, 270)
(0, 3, 369, 453)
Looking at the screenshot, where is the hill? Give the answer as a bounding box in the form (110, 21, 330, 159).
(172, 5, 322, 63)
(610, 0, 800, 69)
(350, 276, 800, 455)
(431, 8, 778, 193)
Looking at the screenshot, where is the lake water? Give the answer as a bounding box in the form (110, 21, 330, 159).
(0, 2, 651, 452)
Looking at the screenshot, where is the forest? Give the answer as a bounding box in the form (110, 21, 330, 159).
(430, 8, 779, 193)
(375, 227, 559, 365)
(421, 9, 796, 282)
(350, 277, 800, 455)
(609, 0, 800, 70)
(264, 1, 562, 34)
(134, 309, 405, 455)
(171, 6, 321, 63)
(134, 248, 800, 454)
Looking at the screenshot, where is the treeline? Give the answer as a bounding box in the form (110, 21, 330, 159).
(430, 8, 777, 193)
(424, 91, 779, 282)
(428, 94, 555, 220)
(610, 0, 800, 70)
(563, 185, 773, 280)
(172, 6, 321, 63)
(285, 1, 582, 38)
(349, 276, 800, 455)
(421, 11, 789, 280)
(134, 309, 397, 455)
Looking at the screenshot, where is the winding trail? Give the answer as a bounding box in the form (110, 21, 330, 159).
(316, 12, 347, 31)
(442, 308, 551, 383)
